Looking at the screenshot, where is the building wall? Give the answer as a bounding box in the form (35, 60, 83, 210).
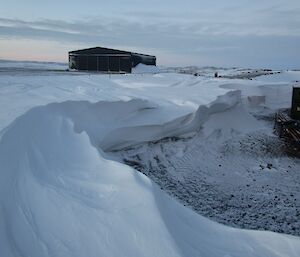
(69, 55, 132, 73)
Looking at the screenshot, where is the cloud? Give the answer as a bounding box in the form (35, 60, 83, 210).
(0, 14, 298, 55)
(0, 5, 300, 45)
(0, 7, 300, 69)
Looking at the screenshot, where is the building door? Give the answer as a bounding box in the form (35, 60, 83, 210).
(109, 56, 120, 72)
(78, 56, 88, 70)
(120, 57, 131, 73)
(98, 56, 109, 71)
(87, 56, 97, 71)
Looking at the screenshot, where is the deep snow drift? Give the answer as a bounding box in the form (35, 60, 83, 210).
(132, 63, 160, 74)
(1, 97, 300, 257)
(1, 62, 300, 256)
(114, 108, 300, 235)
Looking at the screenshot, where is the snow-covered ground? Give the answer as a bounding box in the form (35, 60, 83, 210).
(0, 60, 300, 256)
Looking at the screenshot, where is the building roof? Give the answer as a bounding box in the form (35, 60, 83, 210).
(69, 47, 155, 58)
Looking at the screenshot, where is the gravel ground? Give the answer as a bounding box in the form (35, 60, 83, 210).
(110, 130, 300, 236)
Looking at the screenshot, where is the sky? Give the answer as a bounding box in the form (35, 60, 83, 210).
(0, 0, 299, 68)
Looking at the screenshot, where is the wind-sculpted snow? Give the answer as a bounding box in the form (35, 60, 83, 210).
(101, 90, 243, 150)
(0, 92, 300, 257)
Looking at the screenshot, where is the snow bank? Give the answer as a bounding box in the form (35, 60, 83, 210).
(220, 82, 294, 111)
(0, 109, 180, 257)
(101, 90, 246, 150)
(132, 64, 160, 74)
(0, 63, 300, 256)
(1, 92, 299, 257)
(247, 95, 266, 107)
(202, 103, 263, 137)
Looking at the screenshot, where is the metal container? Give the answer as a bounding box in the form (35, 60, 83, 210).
(291, 87, 300, 120)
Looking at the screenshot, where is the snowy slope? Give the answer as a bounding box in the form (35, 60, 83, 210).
(0, 99, 299, 257)
(0, 62, 300, 256)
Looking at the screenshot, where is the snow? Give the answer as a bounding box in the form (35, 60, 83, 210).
(0, 62, 300, 256)
(202, 102, 263, 136)
(101, 90, 242, 151)
(0, 59, 68, 70)
(132, 63, 160, 74)
(255, 70, 300, 83)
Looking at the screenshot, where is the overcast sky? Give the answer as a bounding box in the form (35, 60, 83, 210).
(0, 0, 299, 68)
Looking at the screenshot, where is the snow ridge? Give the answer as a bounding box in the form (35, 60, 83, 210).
(0, 91, 300, 257)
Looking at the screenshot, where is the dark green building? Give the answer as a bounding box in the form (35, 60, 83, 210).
(69, 47, 156, 73)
